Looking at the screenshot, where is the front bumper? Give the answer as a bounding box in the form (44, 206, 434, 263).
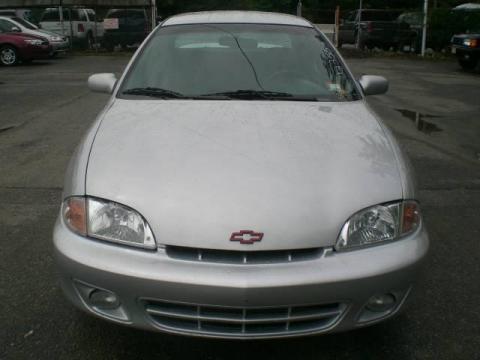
(452, 45, 480, 54)
(53, 217, 429, 339)
(19, 45, 52, 60)
(51, 40, 70, 52)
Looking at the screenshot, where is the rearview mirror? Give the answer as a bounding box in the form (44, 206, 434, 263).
(11, 26, 21, 32)
(88, 73, 117, 94)
(358, 75, 389, 96)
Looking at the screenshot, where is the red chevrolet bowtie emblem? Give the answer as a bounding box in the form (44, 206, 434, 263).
(230, 230, 264, 245)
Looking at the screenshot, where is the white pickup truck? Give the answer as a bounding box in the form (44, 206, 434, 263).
(39, 8, 104, 49)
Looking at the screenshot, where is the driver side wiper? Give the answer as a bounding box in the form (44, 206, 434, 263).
(201, 90, 293, 100)
(122, 87, 187, 99)
(201, 90, 319, 101)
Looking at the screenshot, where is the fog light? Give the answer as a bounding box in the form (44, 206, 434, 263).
(89, 289, 120, 310)
(366, 294, 396, 312)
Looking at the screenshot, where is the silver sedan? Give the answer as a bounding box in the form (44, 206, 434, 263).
(54, 11, 429, 339)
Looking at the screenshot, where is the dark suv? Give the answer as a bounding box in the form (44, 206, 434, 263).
(451, 32, 480, 70)
(102, 8, 150, 50)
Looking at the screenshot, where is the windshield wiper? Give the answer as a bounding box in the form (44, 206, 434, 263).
(202, 90, 292, 99)
(122, 87, 187, 99)
(201, 90, 319, 101)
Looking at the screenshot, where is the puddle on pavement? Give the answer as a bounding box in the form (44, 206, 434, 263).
(0, 124, 18, 133)
(395, 109, 443, 135)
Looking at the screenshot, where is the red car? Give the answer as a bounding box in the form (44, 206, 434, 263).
(0, 23, 52, 66)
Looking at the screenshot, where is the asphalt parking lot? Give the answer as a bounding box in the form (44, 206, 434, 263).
(1, 54, 479, 359)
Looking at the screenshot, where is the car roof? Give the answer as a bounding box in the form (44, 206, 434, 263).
(162, 11, 313, 27)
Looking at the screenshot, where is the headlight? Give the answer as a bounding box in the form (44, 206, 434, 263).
(24, 39, 43, 45)
(335, 201, 420, 251)
(63, 197, 156, 250)
(463, 38, 478, 48)
(51, 36, 62, 41)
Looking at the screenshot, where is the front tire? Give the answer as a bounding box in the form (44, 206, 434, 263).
(0, 45, 18, 66)
(355, 32, 364, 50)
(85, 32, 94, 50)
(458, 56, 478, 71)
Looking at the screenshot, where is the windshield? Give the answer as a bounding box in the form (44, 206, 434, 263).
(361, 11, 401, 21)
(120, 24, 360, 101)
(106, 9, 144, 19)
(41, 9, 79, 22)
(12, 17, 37, 30)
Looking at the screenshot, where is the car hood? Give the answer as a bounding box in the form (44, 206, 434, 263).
(36, 29, 63, 39)
(4, 32, 44, 40)
(86, 100, 403, 250)
(453, 33, 480, 39)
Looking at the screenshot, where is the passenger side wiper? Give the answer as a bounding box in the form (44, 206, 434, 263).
(122, 87, 187, 99)
(201, 90, 319, 101)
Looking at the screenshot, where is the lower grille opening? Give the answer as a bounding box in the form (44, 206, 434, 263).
(154, 316, 198, 331)
(144, 299, 346, 337)
(289, 318, 332, 332)
(246, 322, 287, 334)
(201, 321, 243, 334)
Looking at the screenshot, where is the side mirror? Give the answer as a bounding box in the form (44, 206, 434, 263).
(11, 26, 21, 32)
(156, 16, 162, 25)
(358, 75, 389, 96)
(88, 73, 117, 94)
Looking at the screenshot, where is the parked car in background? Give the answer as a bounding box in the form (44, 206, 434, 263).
(55, 11, 428, 338)
(451, 31, 480, 70)
(102, 8, 150, 50)
(397, 11, 423, 52)
(338, 9, 416, 50)
(0, 9, 35, 23)
(0, 16, 68, 56)
(0, 20, 52, 65)
(39, 8, 104, 49)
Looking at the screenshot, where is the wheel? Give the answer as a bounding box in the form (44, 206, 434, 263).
(364, 41, 374, 50)
(85, 32, 94, 50)
(354, 32, 364, 50)
(104, 42, 114, 52)
(398, 36, 416, 53)
(459, 57, 478, 71)
(0, 45, 18, 66)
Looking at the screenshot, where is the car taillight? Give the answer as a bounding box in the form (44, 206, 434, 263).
(78, 23, 85, 32)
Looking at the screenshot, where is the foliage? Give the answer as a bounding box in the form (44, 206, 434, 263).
(156, 0, 480, 17)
